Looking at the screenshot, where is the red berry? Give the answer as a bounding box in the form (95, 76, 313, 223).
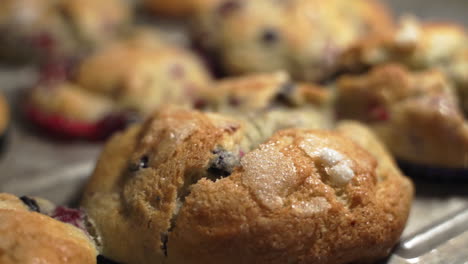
(368, 103, 390, 121)
(30, 32, 56, 54)
(52, 206, 85, 230)
(24, 103, 128, 140)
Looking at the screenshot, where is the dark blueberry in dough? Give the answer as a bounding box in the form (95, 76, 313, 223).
(218, 1, 241, 16)
(261, 29, 279, 44)
(97, 255, 121, 264)
(129, 155, 149, 172)
(207, 149, 239, 180)
(161, 233, 169, 257)
(20, 196, 40, 212)
(228, 96, 241, 107)
(275, 81, 296, 105)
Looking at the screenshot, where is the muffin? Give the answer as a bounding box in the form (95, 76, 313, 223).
(0, 93, 9, 151)
(336, 64, 468, 174)
(81, 106, 413, 264)
(339, 17, 468, 115)
(197, 71, 333, 146)
(199, 71, 330, 112)
(193, 0, 394, 81)
(0, 0, 132, 64)
(25, 33, 213, 140)
(0, 193, 97, 264)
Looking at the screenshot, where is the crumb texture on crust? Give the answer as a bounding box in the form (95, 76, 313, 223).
(0, 193, 97, 264)
(336, 64, 468, 168)
(82, 106, 413, 264)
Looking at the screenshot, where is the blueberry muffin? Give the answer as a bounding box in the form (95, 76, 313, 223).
(199, 71, 330, 112)
(0, 93, 9, 151)
(25, 34, 213, 139)
(81, 106, 413, 264)
(193, 0, 394, 81)
(197, 71, 333, 144)
(0, 0, 132, 64)
(339, 17, 468, 116)
(0, 193, 97, 264)
(336, 64, 468, 172)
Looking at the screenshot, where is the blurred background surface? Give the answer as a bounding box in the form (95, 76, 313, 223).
(386, 0, 468, 25)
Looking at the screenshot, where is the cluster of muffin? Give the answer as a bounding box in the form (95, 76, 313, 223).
(1, 109, 414, 263)
(1, 0, 467, 263)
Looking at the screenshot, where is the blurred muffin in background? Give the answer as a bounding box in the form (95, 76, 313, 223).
(192, 0, 394, 81)
(199, 71, 330, 113)
(335, 64, 468, 175)
(339, 17, 468, 116)
(0, 193, 98, 264)
(24, 31, 213, 140)
(0, 0, 132, 65)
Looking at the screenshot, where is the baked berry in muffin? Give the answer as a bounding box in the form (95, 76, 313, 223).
(339, 17, 468, 116)
(25, 33, 213, 140)
(0, 193, 98, 264)
(336, 64, 468, 172)
(81, 106, 413, 264)
(0, 0, 132, 64)
(193, 0, 394, 81)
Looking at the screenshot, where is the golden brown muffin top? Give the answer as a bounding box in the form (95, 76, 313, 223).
(76, 35, 213, 115)
(82, 106, 413, 264)
(28, 32, 213, 123)
(339, 17, 468, 71)
(0, 193, 97, 264)
(336, 64, 468, 167)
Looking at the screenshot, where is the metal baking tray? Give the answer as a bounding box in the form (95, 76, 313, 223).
(1, 1, 468, 262)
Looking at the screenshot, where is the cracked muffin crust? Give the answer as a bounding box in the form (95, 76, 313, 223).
(336, 64, 468, 169)
(193, 0, 394, 81)
(0, 0, 132, 64)
(81, 106, 413, 264)
(0, 193, 97, 264)
(25, 34, 213, 139)
(339, 17, 468, 116)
